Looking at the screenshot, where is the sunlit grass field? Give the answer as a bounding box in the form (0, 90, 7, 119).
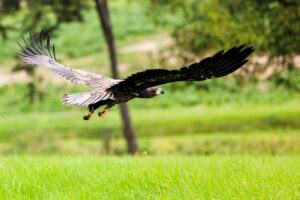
(0, 156, 299, 199)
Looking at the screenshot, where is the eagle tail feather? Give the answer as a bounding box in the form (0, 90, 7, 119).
(62, 91, 113, 107)
(62, 92, 91, 107)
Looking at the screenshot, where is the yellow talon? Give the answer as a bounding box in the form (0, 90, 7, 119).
(83, 112, 93, 120)
(98, 109, 108, 117)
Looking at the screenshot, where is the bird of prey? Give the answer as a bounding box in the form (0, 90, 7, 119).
(18, 31, 254, 120)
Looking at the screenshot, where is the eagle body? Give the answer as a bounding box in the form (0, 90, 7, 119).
(18, 31, 254, 120)
(87, 87, 163, 114)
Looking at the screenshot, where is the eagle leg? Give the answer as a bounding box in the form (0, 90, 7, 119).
(98, 108, 109, 118)
(83, 105, 95, 121)
(83, 111, 93, 120)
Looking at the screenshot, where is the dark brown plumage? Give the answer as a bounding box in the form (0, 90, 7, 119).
(18, 31, 254, 120)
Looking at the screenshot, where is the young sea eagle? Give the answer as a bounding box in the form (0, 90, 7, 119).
(18, 32, 254, 120)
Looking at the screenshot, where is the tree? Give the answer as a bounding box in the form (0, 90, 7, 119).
(95, 0, 137, 154)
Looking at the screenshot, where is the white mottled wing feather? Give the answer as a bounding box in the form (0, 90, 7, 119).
(62, 90, 114, 107)
(21, 54, 119, 88)
(18, 33, 120, 88)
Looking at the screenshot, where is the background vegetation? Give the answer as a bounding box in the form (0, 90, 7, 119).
(0, 0, 299, 155)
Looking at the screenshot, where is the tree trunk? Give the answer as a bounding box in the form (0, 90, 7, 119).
(95, 0, 138, 154)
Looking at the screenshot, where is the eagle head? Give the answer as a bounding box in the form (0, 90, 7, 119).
(138, 87, 165, 98)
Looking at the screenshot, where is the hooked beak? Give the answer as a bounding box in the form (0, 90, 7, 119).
(156, 88, 165, 95)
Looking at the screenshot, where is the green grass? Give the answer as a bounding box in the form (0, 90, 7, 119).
(0, 156, 299, 199)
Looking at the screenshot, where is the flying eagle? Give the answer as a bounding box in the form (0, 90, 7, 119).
(18, 32, 254, 120)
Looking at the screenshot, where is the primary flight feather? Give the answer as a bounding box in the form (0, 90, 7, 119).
(18, 31, 254, 120)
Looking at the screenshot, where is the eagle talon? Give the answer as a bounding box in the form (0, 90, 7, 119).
(98, 109, 108, 118)
(83, 112, 93, 121)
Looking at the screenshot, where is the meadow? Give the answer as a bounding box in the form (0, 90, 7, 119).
(0, 156, 299, 199)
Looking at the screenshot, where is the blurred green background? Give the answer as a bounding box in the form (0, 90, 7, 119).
(0, 0, 299, 156)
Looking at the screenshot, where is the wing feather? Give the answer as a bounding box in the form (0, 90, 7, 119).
(109, 45, 254, 93)
(18, 31, 120, 88)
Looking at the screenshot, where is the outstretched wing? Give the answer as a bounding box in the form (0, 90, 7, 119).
(109, 45, 254, 93)
(18, 31, 120, 88)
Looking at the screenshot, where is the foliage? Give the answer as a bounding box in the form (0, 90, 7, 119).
(0, 0, 91, 34)
(0, 1, 156, 62)
(146, 0, 300, 55)
(0, 156, 299, 199)
(0, 1, 299, 157)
